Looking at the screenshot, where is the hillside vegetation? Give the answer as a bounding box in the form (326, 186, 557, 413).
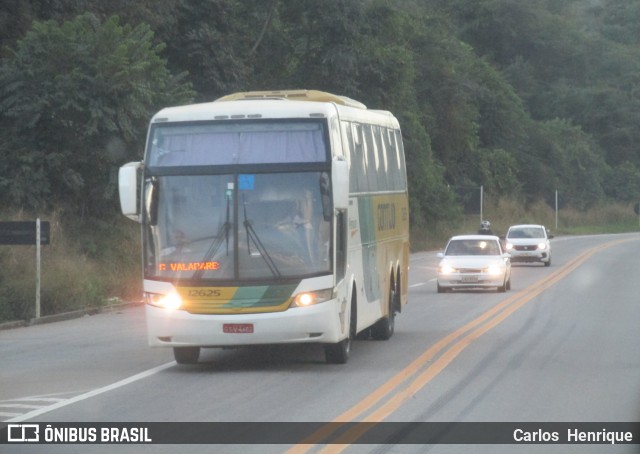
(0, 0, 638, 321)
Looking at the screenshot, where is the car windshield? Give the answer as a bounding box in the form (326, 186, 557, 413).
(507, 227, 545, 239)
(445, 239, 501, 256)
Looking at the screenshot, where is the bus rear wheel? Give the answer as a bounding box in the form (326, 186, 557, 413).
(173, 347, 200, 364)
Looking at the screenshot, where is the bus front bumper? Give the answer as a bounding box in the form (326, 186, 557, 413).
(145, 299, 345, 348)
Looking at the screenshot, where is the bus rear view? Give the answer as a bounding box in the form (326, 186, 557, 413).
(119, 90, 409, 364)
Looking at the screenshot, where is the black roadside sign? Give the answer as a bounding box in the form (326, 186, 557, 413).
(0, 221, 50, 245)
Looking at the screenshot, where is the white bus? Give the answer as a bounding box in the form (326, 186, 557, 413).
(119, 90, 409, 364)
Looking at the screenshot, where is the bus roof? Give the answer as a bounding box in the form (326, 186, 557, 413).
(215, 89, 367, 109)
(151, 90, 399, 128)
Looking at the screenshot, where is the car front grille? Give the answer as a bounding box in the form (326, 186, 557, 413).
(514, 245, 537, 251)
(458, 268, 482, 273)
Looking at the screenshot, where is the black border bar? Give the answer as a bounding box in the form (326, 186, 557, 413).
(2, 422, 639, 445)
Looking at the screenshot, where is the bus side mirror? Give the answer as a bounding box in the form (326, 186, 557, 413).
(332, 159, 349, 211)
(119, 161, 142, 222)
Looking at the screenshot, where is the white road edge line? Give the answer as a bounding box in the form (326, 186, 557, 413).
(6, 361, 176, 423)
(409, 279, 436, 288)
(4, 397, 66, 403)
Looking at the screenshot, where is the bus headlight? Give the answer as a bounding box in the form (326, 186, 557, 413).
(146, 292, 183, 310)
(291, 289, 334, 307)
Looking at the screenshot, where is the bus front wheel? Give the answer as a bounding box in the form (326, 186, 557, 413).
(325, 294, 356, 364)
(173, 347, 200, 364)
(324, 336, 351, 364)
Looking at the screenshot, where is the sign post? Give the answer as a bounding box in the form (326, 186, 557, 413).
(0, 219, 50, 319)
(36, 219, 41, 318)
(480, 185, 484, 226)
(556, 189, 558, 230)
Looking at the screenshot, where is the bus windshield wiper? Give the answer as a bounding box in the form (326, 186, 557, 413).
(193, 193, 232, 280)
(242, 193, 281, 278)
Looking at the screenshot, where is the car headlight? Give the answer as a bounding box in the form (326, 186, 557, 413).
(291, 288, 334, 307)
(146, 292, 183, 310)
(485, 264, 503, 276)
(537, 242, 547, 250)
(505, 243, 514, 251)
(439, 264, 457, 275)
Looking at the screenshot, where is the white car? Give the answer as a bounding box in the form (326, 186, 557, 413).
(437, 235, 511, 293)
(504, 224, 553, 266)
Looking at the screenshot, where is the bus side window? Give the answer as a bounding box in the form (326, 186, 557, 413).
(335, 210, 347, 282)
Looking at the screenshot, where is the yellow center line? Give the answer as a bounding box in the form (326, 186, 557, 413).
(286, 238, 633, 453)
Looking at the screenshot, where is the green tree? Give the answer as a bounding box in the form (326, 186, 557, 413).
(163, 0, 266, 101)
(0, 13, 194, 217)
(526, 118, 606, 209)
(252, 0, 368, 94)
(585, 0, 640, 46)
(603, 162, 640, 203)
(442, 0, 640, 178)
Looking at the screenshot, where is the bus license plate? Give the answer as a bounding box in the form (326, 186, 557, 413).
(223, 323, 254, 334)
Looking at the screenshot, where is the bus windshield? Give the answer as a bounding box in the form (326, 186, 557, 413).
(144, 172, 332, 281)
(147, 121, 327, 166)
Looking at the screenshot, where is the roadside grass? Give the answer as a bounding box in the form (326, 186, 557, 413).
(411, 199, 639, 251)
(0, 210, 141, 323)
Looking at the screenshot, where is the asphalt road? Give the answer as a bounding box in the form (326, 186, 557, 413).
(1, 233, 639, 454)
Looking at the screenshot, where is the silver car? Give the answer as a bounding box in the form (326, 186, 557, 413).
(504, 224, 553, 266)
(437, 235, 511, 293)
